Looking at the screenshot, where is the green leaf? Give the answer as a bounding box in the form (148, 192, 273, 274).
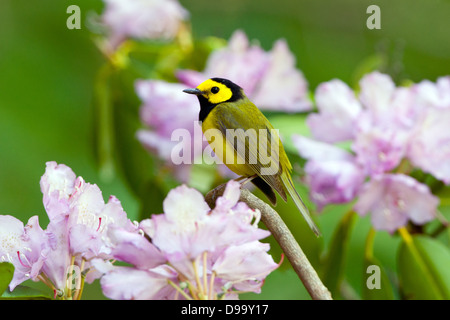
(0, 262, 14, 294)
(362, 229, 395, 300)
(1, 285, 52, 300)
(398, 234, 450, 299)
(320, 210, 357, 298)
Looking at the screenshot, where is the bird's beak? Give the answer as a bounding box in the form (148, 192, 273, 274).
(183, 88, 204, 95)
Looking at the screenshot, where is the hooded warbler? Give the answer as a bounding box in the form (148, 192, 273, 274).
(183, 78, 321, 236)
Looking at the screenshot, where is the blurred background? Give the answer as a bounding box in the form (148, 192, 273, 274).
(1, 0, 450, 299)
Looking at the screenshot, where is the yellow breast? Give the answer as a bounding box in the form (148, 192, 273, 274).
(201, 107, 255, 177)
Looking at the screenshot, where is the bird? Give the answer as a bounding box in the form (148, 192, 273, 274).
(183, 77, 321, 237)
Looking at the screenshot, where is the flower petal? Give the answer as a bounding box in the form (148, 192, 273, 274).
(352, 124, 408, 176)
(354, 174, 438, 233)
(359, 72, 396, 120)
(40, 161, 76, 220)
(307, 79, 361, 142)
(102, 0, 189, 48)
(212, 241, 277, 285)
(407, 107, 450, 184)
(163, 184, 210, 225)
(99, 265, 178, 300)
(304, 160, 365, 211)
(291, 134, 353, 162)
(251, 40, 312, 112)
(108, 227, 166, 269)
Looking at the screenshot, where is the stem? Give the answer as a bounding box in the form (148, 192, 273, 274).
(168, 280, 193, 300)
(66, 255, 76, 299)
(398, 226, 413, 244)
(205, 183, 332, 300)
(37, 274, 55, 292)
(169, 263, 200, 300)
(73, 259, 86, 300)
(186, 279, 199, 300)
(192, 258, 205, 299)
(209, 271, 216, 300)
(202, 252, 208, 299)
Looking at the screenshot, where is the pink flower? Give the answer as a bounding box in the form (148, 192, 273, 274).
(304, 161, 365, 212)
(179, 31, 268, 94)
(96, 181, 278, 300)
(68, 178, 137, 260)
(0, 215, 47, 290)
(178, 30, 312, 112)
(354, 174, 439, 233)
(351, 116, 409, 176)
(307, 72, 412, 176)
(250, 40, 312, 112)
(144, 184, 215, 259)
(96, 263, 179, 300)
(106, 227, 166, 269)
(211, 241, 275, 294)
(307, 79, 362, 143)
(407, 107, 450, 184)
(292, 135, 365, 211)
(40, 162, 138, 258)
(307, 72, 399, 145)
(358, 71, 396, 122)
(352, 73, 413, 175)
(412, 76, 450, 109)
(40, 216, 72, 292)
(0, 161, 139, 297)
(296, 72, 449, 233)
(101, 0, 189, 49)
(40, 161, 76, 220)
(92, 227, 173, 300)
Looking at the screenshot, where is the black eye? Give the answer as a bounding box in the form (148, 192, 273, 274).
(211, 86, 220, 94)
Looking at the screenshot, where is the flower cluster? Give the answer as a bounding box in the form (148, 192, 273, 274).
(177, 30, 312, 112)
(101, 0, 189, 50)
(293, 72, 448, 232)
(1, 163, 277, 300)
(136, 30, 312, 182)
(0, 162, 138, 298)
(94, 180, 278, 300)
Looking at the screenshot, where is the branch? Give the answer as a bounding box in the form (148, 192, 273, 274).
(205, 183, 332, 300)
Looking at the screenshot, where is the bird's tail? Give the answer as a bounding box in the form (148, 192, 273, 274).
(281, 174, 321, 237)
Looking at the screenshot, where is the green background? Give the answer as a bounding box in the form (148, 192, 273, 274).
(1, 0, 450, 299)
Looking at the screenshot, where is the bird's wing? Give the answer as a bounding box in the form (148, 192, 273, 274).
(214, 102, 287, 201)
(214, 102, 321, 237)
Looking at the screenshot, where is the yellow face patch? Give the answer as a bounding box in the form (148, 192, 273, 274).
(196, 79, 233, 104)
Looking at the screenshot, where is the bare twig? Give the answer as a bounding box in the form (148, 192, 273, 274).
(205, 183, 332, 300)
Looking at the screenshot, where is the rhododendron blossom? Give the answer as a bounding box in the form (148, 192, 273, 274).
(95, 181, 279, 300)
(294, 72, 446, 232)
(0, 162, 138, 298)
(101, 0, 189, 49)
